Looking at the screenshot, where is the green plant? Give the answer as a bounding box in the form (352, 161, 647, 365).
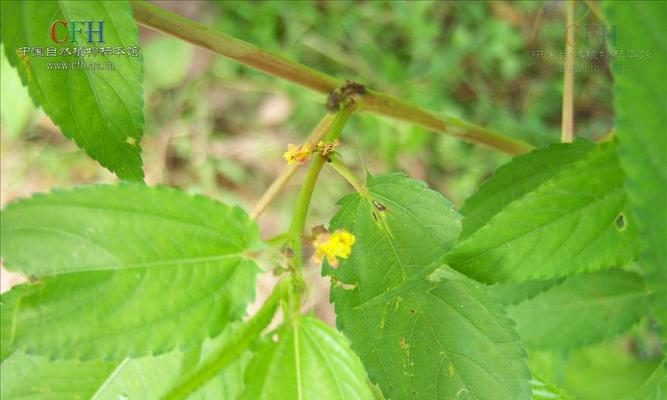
(0, 1, 665, 399)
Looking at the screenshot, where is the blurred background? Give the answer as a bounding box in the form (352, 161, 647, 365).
(4, 2, 653, 399)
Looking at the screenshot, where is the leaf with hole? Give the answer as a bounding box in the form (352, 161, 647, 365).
(447, 140, 638, 283)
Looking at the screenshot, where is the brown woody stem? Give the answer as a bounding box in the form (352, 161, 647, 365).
(129, 0, 533, 155)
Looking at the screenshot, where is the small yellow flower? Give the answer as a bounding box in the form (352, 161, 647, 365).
(313, 230, 356, 268)
(283, 142, 314, 165)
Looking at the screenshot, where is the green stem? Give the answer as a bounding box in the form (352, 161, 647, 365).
(162, 279, 288, 400)
(129, 0, 532, 155)
(287, 109, 352, 240)
(284, 108, 352, 314)
(328, 156, 367, 195)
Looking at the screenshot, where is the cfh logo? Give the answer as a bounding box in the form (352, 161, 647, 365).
(49, 20, 105, 44)
(564, 24, 616, 47)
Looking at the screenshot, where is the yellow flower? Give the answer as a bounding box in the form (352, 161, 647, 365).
(283, 142, 314, 165)
(313, 230, 356, 268)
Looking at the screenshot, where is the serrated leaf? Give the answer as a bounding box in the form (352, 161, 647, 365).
(0, 184, 258, 360)
(460, 139, 596, 240)
(0, 330, 248, 400)
(447, 141, 638, 283)
(487, 279, 561, 307)
(0, 351, 116, 400)
(528, 341, 663, 400)
(0, 1, 144, 180)
(604, 0, 667, 344)
(325, 173, 530, 400)
(507, 269, 649, 349)
(240, 316, 374, 400)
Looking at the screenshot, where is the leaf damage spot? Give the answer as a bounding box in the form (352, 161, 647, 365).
(615, 213, 626, 231)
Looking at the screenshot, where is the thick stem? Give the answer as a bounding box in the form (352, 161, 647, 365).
(359, 90, 532, 155)
(561, 0, 575, 143)
(162, 279, 288, 400)
(129, 0, 532, 155)
(129, 0, 339, 93)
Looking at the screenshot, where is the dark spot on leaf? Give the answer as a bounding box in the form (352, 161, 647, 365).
(615, 213, 626, 230)
(372, 200, 387, 211)
(410, 309, 416, 314)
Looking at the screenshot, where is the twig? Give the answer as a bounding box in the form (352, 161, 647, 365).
(561, 0, 575, 143)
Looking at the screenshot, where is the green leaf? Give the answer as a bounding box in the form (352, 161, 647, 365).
(507, 269, 650, 349)
(487, 279, 561, 307)
(240, 316, 374, 400)
(446, 141, 638, 283)
(604, 0, 667, 344)
(530, 375, 574, 400)
(460, 139, 596, 240)
(0, 1, 144, 180)
(0, 351, 115, 400)
(0, 331, 248, 400)
(0, 184, 258, 360)
(325, 173, 530, 400)
(622, 360, 667, 400)
(529, 341, 663, 400)
(0, 44, 34, 138)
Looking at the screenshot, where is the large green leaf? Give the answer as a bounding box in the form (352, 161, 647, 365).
(528, 341, 663, 400)
(0, 330, 248, 400)
(0, 185, 258, 360)
(240, 316, 374, 400)
(446, 141, 637, 283)
(0, 1, 144, 180)
(324, 173, 530, 400)
(604, 0, 667, 343)
(507, 269, 650, 349)
(460, 139, 596, 240)
(487, 279, 561, 307)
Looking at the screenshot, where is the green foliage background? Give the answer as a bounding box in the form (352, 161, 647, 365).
(0, 1, 664, 400)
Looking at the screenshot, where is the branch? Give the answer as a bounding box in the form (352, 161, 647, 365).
(129, 0, 533, 155)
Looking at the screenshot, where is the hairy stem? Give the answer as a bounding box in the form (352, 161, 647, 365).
(250, 114, 336, 220)
(129, 0, 532, 155)
(561, 0, 575, 143)
(162, 279, 288, 400)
